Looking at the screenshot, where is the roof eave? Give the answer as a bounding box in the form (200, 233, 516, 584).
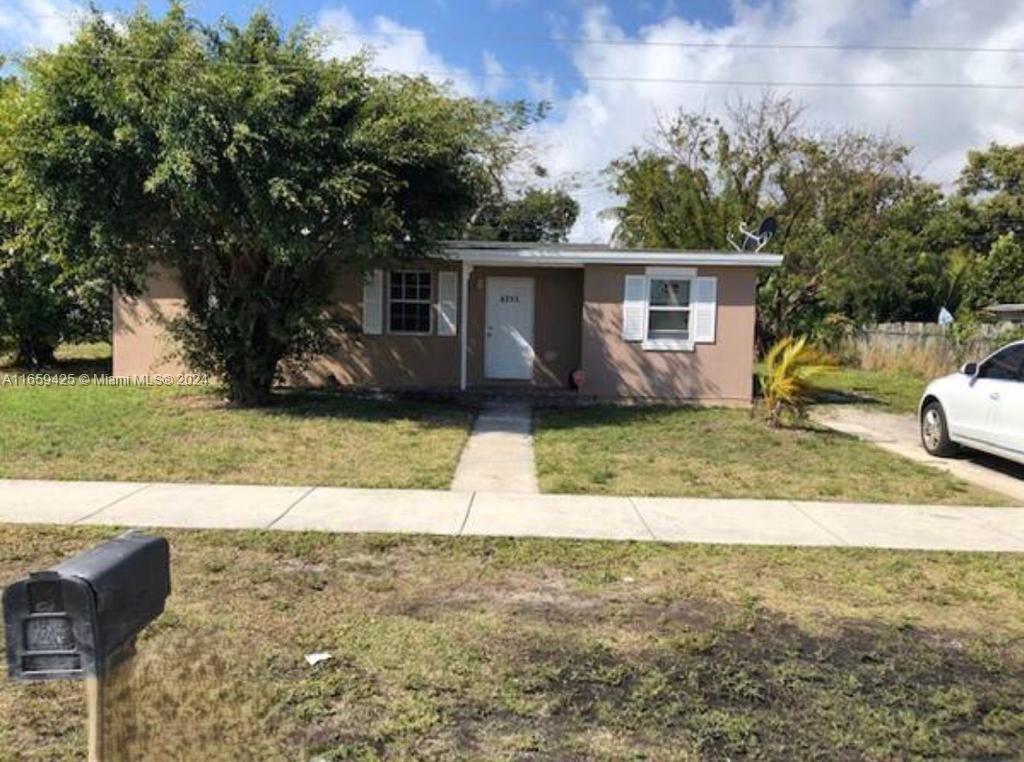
(441, 245, 783, 268)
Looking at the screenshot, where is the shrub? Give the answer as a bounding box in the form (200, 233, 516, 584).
(759, 336, 836, 427)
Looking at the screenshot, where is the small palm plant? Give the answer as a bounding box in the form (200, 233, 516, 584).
(759, 336, 836, 427)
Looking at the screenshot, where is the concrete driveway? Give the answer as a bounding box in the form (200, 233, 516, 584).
(813, 405, 1024, 505)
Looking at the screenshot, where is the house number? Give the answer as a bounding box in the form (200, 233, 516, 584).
(500, 295, 520, 303)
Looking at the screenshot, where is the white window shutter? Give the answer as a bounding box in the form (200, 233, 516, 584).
(693, 276, 717, 343)
(362, 269, 383, 335)
(622, 275, 647, 341)
(437, 270, 458, 336)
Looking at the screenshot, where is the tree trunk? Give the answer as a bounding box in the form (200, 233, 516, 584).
(223, 353, 280, 407)
(225, 377, 274, 407)
(14, 339, 56, 369)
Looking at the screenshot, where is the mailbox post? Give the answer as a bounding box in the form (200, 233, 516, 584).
(3, 530, 171, 760)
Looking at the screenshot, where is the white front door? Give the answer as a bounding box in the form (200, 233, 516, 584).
(484, 277, 535, 380)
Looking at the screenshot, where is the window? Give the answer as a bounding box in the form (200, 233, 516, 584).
(647, 278, 693, 343)
(979, 345, 1024, 382)
(389, 271, 433, 334)
(622, 271, 715, 350)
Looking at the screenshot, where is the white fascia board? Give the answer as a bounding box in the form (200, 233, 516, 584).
(441, 248, 783, 268)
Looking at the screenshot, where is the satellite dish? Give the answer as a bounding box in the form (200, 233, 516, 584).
(728, 216, 776, 253)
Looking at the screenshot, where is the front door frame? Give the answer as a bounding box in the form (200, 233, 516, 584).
(484, 276, 535, 381)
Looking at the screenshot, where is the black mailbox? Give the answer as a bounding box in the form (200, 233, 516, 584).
(3, 531, 170, 681)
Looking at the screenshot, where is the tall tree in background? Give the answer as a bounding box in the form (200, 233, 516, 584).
(467, 186, 579, 242)
(10, 6, 520, 404)
(954, 144, 1024, 310)
(605, 94, 952, 345)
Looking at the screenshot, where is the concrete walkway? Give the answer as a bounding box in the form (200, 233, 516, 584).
(812, 406, 1024, 505)
(1, 478, 1023, 552)
(450, 401, 538, 493)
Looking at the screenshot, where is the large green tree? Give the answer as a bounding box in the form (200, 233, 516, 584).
(9, 7, 512, 403)
(953, 144, 1024, 310)
(604, 95, 953, 345)
(467, 186, 579, 242)
(0, 74, 109, 366)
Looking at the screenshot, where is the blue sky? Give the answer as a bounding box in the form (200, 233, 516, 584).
(0, 1, 737, 101)
(1, 0, 1022, 241)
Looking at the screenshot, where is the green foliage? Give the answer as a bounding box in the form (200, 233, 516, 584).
(468, 186, 579, 242)
(963, 232, 1024, 309)
(758, 336, 835, 427)
(604, 95, 956, 345)
(10, 6, 514, 404)
(951, 144, 1024, 312)
(0, 78, 109, 365)
(0, 248, 110, 366)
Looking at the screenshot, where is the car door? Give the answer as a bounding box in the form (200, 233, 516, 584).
(982, 344, 1024, 461)
(972, 344, 1024, 456)
(941, 368, 990, 442)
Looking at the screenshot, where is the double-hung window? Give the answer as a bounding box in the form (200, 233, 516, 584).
(622, 268, 716, 350)
(647, 278, 693, 343)
(389, 271, 432, 334)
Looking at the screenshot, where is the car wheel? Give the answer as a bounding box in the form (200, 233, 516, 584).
(921, 401, 958, 457)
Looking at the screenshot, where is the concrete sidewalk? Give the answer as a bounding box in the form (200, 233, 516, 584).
(2, 478, 1024, 552)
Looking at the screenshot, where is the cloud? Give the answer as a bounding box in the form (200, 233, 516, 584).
(0, 0, 82, 50)
(531, 1, 1024, 241)
(318, 7, 480, 96)
(481, 50, 507, 97)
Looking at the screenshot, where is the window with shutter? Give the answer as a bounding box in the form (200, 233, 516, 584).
(621, 269, 718, 351)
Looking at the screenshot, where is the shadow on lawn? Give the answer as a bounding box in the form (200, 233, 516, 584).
(811, 386, 886, 407)
(232, 389, 476, 429)
(535, 402, 860, 440)
(535, 403, 712, 432)
(0, 354, 112, 377)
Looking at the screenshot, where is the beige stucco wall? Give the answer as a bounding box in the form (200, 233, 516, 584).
(112, 269, 189, 378)
(467, 267, 583, 388)
(113, 262, 761, 403)
(114, 265, 462, 389)
(290, 265, 460, 389)
(579, 265, 758, 405)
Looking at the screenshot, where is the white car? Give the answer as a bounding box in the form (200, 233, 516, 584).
(919, 340, 1024, 465)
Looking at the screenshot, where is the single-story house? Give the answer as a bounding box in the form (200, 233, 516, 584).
(984, 303, 1024, 324)
(113, 241, 782, 406)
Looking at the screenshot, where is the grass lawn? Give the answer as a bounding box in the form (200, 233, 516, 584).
(1, 525, 1022, 759)
(0, 346, 471, 489)
(816, 367, 929, 415)
(535, 406, 1007, 505)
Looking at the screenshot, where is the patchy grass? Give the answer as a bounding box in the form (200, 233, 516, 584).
(816, 367, 930, 415)
(1, 525, 1023, 759)
(0, 345, 471, 489)
(534, 406, 1006, 505)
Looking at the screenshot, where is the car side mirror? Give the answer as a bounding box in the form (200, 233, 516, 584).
(961, 362, 978, 376)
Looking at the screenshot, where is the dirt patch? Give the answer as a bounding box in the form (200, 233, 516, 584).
(3, 527, 1024, 759)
